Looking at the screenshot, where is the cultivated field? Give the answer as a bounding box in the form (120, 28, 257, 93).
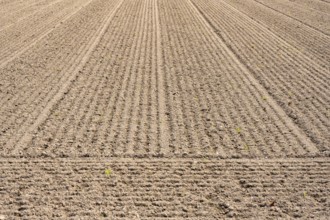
(0, 0, 329, 218)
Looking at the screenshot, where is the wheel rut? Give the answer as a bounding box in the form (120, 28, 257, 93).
(154, 0, 170, 154)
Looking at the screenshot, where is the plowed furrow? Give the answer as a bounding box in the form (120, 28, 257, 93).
(0, 158, 328, 219)
(222, 0, 330, 69)
(43, 0, 139, 157)
(0, 0, 63, 32)
(0, 1, 329, 219)
(293, 0, 330, 14)
(0, 0, 92, 63)
(157, 0, 318, 158)
(252, 0, 330, 35)
(190, 0, 330, 152)
(0, 0, 38, 16)
(0, 0, 123, 156)
(20, 0, 165, 158)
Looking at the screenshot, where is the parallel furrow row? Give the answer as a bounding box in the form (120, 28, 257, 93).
(18, 0, 162, 157)
(0, 159, 329, 219)
(252, 0, 330, 35)
(157, 0, 318, 158)
(293, 0, 330, 14)
(0, 0, 91, 62)
(222, 0, 330, 69)
(0, 0, 39, 17)
(0, 0, 62, 32)
(190, 0, 330, 152)
(0, 0, 123, 156)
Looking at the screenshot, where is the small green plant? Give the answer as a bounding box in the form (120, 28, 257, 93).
(303, 191, 307, 198)
(262, 96, 267, 101)
(244, 144, 249, 151)
(105, 168, 112, 177)
(235, 127, 241, 134)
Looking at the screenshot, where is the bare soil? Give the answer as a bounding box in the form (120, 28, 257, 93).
(0, 0, 329, 218)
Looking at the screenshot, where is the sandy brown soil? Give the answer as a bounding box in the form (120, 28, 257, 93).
(0, 0, 329, 218)
(222, 0, 330, 69)
(1, 159, 329, 219)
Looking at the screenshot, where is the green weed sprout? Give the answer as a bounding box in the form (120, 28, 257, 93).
(262, 96, 267, 101)
(244, 144, 249, 151)
(235, 127, 241, 134)
(105, 168, 112, 177)
(303, 191, 307, 198)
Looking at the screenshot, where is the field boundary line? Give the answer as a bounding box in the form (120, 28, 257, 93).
(0, 157, 328, 163)
(251, 0, 329, 36)
(154, 0, 170, 152)
(0, 0, 94, 69)
(10, 0, 124, 154)
(186, 0, 319, 153)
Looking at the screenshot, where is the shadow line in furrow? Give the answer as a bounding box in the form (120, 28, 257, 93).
(9, 0, 124, 156)
(186, 0, 318, 153)
(0, 0, 94, 69)
(251, 0, 329, 36)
